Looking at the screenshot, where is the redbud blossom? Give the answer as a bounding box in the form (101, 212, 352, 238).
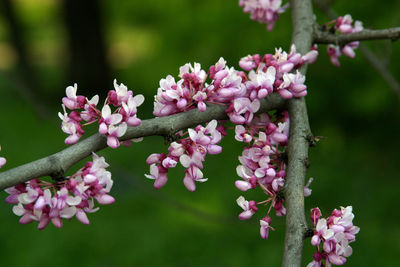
(308, 206, 360, 267)
(239, 0, 289, 31)
(5, 153, 114, 229)
(325, 15, 364, 66)
(0, 145, 6, 168)
(59, 80, 144, 149)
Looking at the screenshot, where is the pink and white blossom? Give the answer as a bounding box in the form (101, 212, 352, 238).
(239, 0, 289, 31)
(5, 153, 114, 229)
(308, 206, 360, 267)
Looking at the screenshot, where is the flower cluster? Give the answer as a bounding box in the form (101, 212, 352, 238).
(145, 120, 223, 191)
(153, 58, 245, 116)
(238, 45, 317, 100)
(234, 111, 289, 238)
(0, 145, 5, 168)
(154, 46, 316, 121)
(59, 79, 144, 148)
(149, 47, 317, 188)
(307, 206, 360, 267)
(326, 15, 364, 66)
(5, 153, 114, 229)
(239, 0, 289, 31)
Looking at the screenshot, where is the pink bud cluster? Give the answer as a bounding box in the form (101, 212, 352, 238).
(0, 145, 5, 168)
(154, 58, 246, 116)
(145, 120, 224, 191)
(59, 79, 144, 148)
(234, 111, 289, 239)
(239, 0, 289, 31)
(149, 48, 316, 188)
(150, 51, 316, 235)
(326, 15, 364, 66)
(5, 153, 114, 229)
(154, 46, 316, 120)
(307, 206, 360, 267)
(238, 45, 317, 100)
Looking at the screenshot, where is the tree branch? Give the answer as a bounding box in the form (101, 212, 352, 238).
(313, 0, 400, 100)
(314, 27, 400, 46)
(282, 0, 314, 266)
(0, 93, 285, 191)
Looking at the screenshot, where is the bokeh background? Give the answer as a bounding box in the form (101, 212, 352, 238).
(0, 0, 399, 266)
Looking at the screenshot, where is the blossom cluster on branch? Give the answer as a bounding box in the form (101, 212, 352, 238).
(59, 80, 144, 148)
(5, 153, 114, 229)
(0, 1, 374, 265)
(146, 46, 318, 194)
(239, 0, 289, 31)
(307, 207, 360, 267)
(145, 120, 224, 191)
(145, 46, 317, 239)
(324, 14, 364, 66)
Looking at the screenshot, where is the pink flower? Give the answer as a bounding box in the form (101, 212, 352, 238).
(260, 216, 272, 239)
(0, 157, 5, 168)
(308, 206, 360, 267)
(304, 177, 313, 197)
(328, 44, 341, 67)
(325, 15, 364, 66)
(99, 105, 123, 134)
(6, 153, 114, 229)
(145, 164, 169, 190)
(182, 165, 208, 192)
(236, 196, 258, 220)
(108, 79, 133, 106)
(235, 125, 253, 143)
(311, 218, 335, 246)
(227, 97, 260, 124)
(0, 145, 6, 168)
(246, 65, 276, 100)
(120, 95, 144, 127)
(106, 123, 127, 149)
(278, 71, 307, 98)
(239, 54, 259, 71)
(240, 0, 289, 31)
(58, 105, 84, 145)
(80, 95, 99, 122)
(62, 84, 86, 110)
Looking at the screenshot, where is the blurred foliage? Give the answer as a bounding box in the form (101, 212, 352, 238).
(0, 0, 399, 266)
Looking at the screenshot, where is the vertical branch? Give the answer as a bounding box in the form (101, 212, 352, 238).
(282, 0, 314, 266)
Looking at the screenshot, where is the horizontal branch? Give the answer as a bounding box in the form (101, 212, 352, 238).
(313, 0, 400, 100)
(0, 93, 285, 190)
(314, 27, 400, 46)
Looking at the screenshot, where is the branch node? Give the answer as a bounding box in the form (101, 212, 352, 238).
(306, 133, 316, 147)
(303, 158, 311, 169)
(163, 132, 180, 145)
(50, 170, 66, 183)
(304, 228, 314, 239)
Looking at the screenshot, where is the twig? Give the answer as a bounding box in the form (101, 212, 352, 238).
(0, 93, 285, 190)
(281, 1, 314, 266)
(314, 27, 400, 46)
(313, 0, 400, 100)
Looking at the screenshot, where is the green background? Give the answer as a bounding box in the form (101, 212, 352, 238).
(0, 0, 399, 266)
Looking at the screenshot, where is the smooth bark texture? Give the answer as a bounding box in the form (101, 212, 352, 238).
(314, 27, 400, 46)
(282, 0, 314, 266)
(0, 94, 285, 190)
